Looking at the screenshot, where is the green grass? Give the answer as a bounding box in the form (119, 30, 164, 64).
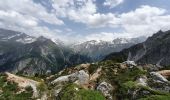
(139, 95, 170, 100)
(88, 63, 99, 74)
(0, 74, 34, 100)
(58, 84, 105, 100)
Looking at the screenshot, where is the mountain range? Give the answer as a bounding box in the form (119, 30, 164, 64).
(1, 28, 170, 100)
(0, 28, 146, 76)
(104, 30, 170, 67)
(0, 28, 91, 76)
(72, 37, 145, 61)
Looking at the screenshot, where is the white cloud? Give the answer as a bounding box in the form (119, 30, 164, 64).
(0, 10, 38, 28)
(0, 0, 66, 41)
(0, 0, 63, 25)
(0, 0, 170, 43)
(52, 0, 118, 28)
(84, 32, 134, 42)
(103, 0, 124, 8)
(119, 5, 170, 37)
(82, 5, 170, 41)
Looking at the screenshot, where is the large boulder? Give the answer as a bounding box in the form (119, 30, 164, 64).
(51, 70, 89, 85)
(122, 61, 137, 68)
(150, 72, 168, 83)
(97, 82, 113, 100)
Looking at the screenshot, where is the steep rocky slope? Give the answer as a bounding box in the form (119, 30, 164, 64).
(104, 30, 170, 67)
(0, 28, 91, 76)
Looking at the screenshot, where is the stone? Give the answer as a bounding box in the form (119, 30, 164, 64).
(97, 82, 113, 100)
(51, 70, 89, 85)
(136, 76, 147, 86)
(122, 61, 137, 68)
(150, 72, 168, 83)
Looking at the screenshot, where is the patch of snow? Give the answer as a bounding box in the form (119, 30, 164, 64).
(16, 37, 36, 44)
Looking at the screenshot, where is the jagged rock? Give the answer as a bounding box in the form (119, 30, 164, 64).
(51, 70, 89, 85)
(74, 70, 89, 85)
(97, 82, 113, 100)
(136, 76, 148, 86)
(150, 72, 168, 83)
(122, 61, 137, 68)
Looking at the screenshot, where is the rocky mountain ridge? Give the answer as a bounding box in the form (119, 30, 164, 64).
(104, 30, 170, 67)
(0, 28, 91, 76)
(72, 37, 145, 61)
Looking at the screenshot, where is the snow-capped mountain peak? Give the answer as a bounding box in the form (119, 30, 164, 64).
(72, 37, 145, 61)
(0, 28, 36, 44)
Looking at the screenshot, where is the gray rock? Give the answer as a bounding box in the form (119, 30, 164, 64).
(123, 61, 137, 68)
(51, 70, 89, 85)
(137, 76, 147, 86)
(150, 72, 168, 83)
(97, 82, 113, 100)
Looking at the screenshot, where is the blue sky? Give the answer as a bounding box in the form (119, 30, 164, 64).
(0, 0, 170, 43)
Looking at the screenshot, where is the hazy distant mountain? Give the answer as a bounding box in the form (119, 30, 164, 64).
(72, 37, 145, 61)
(0, 28, 91, 76)
(104, 30, 170, 67)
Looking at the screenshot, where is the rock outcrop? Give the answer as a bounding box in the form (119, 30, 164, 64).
(150, 72, 168, 83)
(51, 70, 89, 85)
(97, 82, 113, 100)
